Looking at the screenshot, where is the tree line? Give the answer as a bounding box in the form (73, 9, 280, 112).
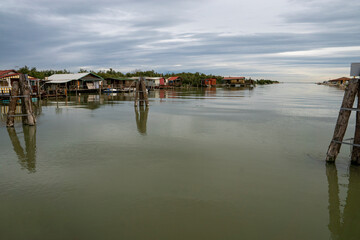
(17, 66, 278, 86)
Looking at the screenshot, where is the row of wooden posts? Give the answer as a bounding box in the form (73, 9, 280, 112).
(5, 75, 149, 127)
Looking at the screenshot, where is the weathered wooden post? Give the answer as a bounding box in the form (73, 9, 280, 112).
(134, 77, 149, 107)
(326, 63, 360, 164)
(140, 77, 149, 107)
(6, 80, 20, 127)
(134, 81, 139, 107)
(19, 74, 36, 126)
(351, 83, 360, 164)
(326, 79, 358, 162)
(7, 74, 36, 127)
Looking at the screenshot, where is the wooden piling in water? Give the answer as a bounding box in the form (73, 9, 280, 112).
(6, 74, 36, 127)
(352, 84, 360, 164)
(6, 81, 20, 127)
(19, 74, 36, 125)
(326, 79, 359, 163)
(134, 77, 149, 107)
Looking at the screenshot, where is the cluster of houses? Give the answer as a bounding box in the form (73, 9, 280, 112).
(0, 70, 225, 96)
(319, 77, 352, 88)
(0, 69, 40, 95)
(1, 69, 257, 98)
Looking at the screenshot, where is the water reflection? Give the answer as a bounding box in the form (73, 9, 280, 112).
(135, 106, 149, 135)
(326, 164, 360, 239)
(7, 125, 37, 173)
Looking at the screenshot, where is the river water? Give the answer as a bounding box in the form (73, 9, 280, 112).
(0, 83, 359, 240)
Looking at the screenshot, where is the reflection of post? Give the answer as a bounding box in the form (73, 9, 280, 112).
(23, 125, 36, 172)
(341, 166, 360, 239)
(326, 164, 360, 239)
(7, 128, 26, 160)
(135, 106, 149, 135)
(6, 126, 36, 173)
(326, 163, 341, 240)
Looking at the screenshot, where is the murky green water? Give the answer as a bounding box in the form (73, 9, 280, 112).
(1, 84, 360, 240)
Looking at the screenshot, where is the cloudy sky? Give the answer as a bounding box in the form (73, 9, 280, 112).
(0, 0, 359, 81)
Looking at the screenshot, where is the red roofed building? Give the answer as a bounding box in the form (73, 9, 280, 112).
(0, 70, 17, 94)
(0, 70, 39, 94)
(328, 77, 351, 85)
(167, 76, 182, 86)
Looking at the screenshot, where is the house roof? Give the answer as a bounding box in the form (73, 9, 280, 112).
(47, 73, 103, 84)
(168, 76, 181, 81)
(223, 77, 245, 80)
(0, 70, 17, 77)
(106, 77, 134, 81)
(0, 71, 38, 80)
(328, 77, 351, 82)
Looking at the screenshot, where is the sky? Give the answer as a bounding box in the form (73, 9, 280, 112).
(0, 0, 359, 81)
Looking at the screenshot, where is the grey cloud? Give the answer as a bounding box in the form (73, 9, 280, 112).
(0, 0, 359, 81)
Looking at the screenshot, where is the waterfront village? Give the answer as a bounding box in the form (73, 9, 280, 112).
(0, 68, 279, 100)
(317, 76, 354, 89)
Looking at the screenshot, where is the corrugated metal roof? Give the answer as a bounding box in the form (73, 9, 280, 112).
(328, 77, 351, 82)
(47, 73, 102, 84)
(0, 70, 17, 77)
(223, 77, 245, 80)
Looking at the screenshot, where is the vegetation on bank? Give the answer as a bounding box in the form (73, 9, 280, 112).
(17, 66, 279, 86)
(255, 79, 279, 85)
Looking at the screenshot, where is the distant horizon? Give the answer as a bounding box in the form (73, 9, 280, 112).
(1, 0, 359, 82)
(2, 65, 353, 83)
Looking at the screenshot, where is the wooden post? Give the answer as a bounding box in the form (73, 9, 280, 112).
(326, 79, 359, 162)
(7, 80, 20, 127)
(352, 84, 360, 164)
(19, 74, 36, 126)
(134, 81, 139, 107)
(139, 79, 144, 107)
(140, 78, 149, 107)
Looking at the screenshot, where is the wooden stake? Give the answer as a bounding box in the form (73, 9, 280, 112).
(326, 79, 359, 162)
(134, 81, 139, 107)
(6, 80, 20, 127)
(140, 78, 149, 106)
(351, 84, 360, 164)
(19, 74, 36, 125)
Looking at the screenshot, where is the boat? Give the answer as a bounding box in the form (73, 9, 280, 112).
(103, 88, 121, 93)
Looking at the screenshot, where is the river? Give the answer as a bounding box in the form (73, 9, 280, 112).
(0, 83, 359, 239)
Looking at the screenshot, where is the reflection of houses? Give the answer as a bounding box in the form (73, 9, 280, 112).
(327, 77, 351, 86)
(167, 76, 182, 86)
(223, 77, 254, 87)
(202, 78, 217, 87)
(0, 105, 23, 123)
(46, 73, 103, 91)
